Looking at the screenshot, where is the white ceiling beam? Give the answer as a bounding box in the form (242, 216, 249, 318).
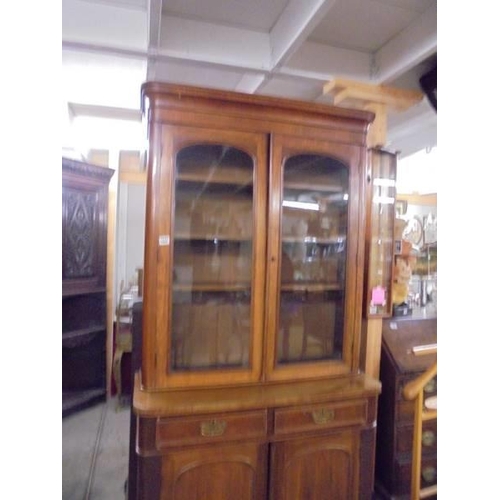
(68, 103, 142, 121)
(145, 0, 163, 80)
(146, 36, 371, 97)
(373, 3, 437, 84)
(62, 0, 148, 51)
(281, 41, 371, 82)
(147, 0, 163, 50)
(269, 0, 337, 69)
(62, 40, 148, 61)
(235, 74, 268, 94)
(386, 101, 437, 156)
(387, 126, 437, 159)
(159, 16, 272, 71)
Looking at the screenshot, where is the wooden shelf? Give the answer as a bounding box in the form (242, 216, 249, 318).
(177, 165, 253, 186)
(175, 233, 252, 242)
(62, 325, 106, 344)
(173, 283, 251, 292)
(62, 287, 106, 298)
(281, 283, 342, 292)
(62, 389, 106, 418)
(284, 181, 344, 192)
(282, 236, 345, 244)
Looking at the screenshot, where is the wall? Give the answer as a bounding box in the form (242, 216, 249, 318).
(116, 181, 146, 296)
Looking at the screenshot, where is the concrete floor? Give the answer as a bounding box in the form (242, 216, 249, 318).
(62, 397, 131, 500)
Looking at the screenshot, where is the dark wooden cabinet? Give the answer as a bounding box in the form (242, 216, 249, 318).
(132, 82, 381, 499)
(374, 317, 437, 499)
(62, 157, 114, 417)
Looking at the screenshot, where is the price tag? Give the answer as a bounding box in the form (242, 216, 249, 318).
(371, 286, 386, 306)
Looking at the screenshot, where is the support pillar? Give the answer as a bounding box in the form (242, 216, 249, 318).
(323, 77, 424, 378)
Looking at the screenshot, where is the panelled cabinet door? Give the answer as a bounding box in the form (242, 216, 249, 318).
(62, 164, 111, 296)
(270, 432, 357, 500)
(144, 125, 268, 388)
(265, 135, 364, 381)
(160, 442, 268, 500)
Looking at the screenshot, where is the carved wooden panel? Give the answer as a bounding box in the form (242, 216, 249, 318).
(62, 158, 113, 296)
(63, 189, 98, 279)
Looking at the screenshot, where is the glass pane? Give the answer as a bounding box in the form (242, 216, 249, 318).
(367, 150, 396, 316)
(171, 144, 253, 371)
(278, 154, 349, 364)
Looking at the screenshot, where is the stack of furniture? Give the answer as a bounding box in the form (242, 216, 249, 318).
(62, 158, 114, 417)
(130, 83, 382, 499)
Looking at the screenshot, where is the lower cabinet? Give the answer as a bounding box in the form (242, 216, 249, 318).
(132, 376, 380, 500)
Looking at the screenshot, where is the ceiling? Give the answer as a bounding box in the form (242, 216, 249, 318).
(62, 0, 437, 158)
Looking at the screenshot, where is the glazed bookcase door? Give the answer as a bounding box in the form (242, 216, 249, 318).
(265, 135, 363, 382)
(145, 125, 268, 388)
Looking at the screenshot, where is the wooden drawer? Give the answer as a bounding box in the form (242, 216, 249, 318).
(397, 375, 437, 401)
(394, 455, 437, 495)
(156, 410, 267, 448)
(273, 400, 367, 436)
(396, 421, 437, 454)
(396, 388, 438, 423)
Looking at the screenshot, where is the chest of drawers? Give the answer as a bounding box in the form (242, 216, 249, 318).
(374, 317, 437, 498)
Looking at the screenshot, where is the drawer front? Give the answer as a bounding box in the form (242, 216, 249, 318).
(395, 456, 437, 495)
(396, 420, 437, 454)
(274, 400, 367, 436)
(396, 376, 437, 423)
(396, 398, 415, 422)
(398, 374, 437, 401)
(156, 410, 267, 448)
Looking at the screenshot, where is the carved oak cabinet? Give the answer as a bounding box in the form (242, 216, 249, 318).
(62, 158, 114, 417)
(131, 83, 381, 499)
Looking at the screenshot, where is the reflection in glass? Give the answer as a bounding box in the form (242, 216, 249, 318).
(278, 154, 348, 364)
(366, 149, 397, 317)
(170, 145, 253, 371)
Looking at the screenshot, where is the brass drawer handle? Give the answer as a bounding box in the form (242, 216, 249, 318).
(423, 378, 436, 394)
(312, 408, 335, 424)
(422, 430, 436, 447)
(421, 466, 437, 483)
(200, 419, 227, 437)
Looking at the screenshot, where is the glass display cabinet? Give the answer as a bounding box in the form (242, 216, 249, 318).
(364, 148, 398, 318)
(131, 83, 382, 500)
